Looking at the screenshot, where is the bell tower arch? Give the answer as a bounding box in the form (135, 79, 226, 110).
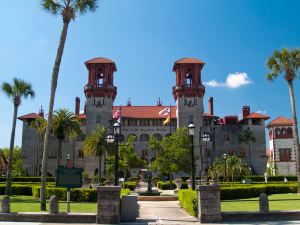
(84, 57, 117, 135)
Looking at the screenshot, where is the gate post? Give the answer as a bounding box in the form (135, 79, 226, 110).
(197, 184, 222, 223)
(96, 186, 121, 224)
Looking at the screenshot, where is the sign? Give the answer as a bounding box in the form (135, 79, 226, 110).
(56, 166, 83, 189)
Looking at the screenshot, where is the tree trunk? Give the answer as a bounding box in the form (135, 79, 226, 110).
(40, 21, 70, 211)
(5, 104, 18, 196)
(56, 140, 63, 170)
(287, 80, 300, 193)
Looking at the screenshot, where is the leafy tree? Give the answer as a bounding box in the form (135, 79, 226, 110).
(40, 0, 98, 210)
(2, 147, 25, 176)
(239, 127, 256, 166)
(52, 109, 81, 169)
(84, 126, 107, 180)
(266, 48, 300, 193)
(208, 157, 224, 179)
(149, 127, 191, 182)
(118, 135, 146, 180)
(1, 78, 35, 195)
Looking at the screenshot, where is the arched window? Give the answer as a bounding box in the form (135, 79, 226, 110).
(287, 127, 293, 135)
(185, 73, 193, 85)
(153, 134, 162, 141)
(140, 134, 150, 142)
(275, 128, 281, 137)
(128, 134, 137, 141)
(96, 73, 104, 86)
(281, 128, 287, 135)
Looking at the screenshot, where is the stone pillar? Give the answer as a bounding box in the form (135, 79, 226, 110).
(197, 185, 222, 223)
(1, 195, 10, 213)
(259, 193, 269, 213)
(49, 195, 59, 214)
(97, 186, 121, 224)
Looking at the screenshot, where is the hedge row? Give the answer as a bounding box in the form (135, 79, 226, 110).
(0, 177, 55, 182)
(32, 186, 130, 202)
(157, 181, 188, 190)
(242, 176, 297, 182)
(0, 185, 35, 196)
(178, 189, 198, 217)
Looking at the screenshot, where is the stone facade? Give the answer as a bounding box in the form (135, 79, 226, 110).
(19, 57, 269, 176)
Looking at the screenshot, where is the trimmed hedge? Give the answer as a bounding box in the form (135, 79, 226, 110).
(157, 181, 188, 190)
(178, 189, 198, 217)
(0, 177, 55, 182)
(243, 176, 297, 182)
(32, 186, 130, 202)
(0, 185, 34, 196)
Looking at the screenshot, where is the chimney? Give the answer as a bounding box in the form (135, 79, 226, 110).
(75, 97, 80, 115)
(157, 97, 162, 106)
(38, 106, 44, 118)
(208, 97, 214, 115)
(127, 97, 132, 106)
(242, 106, 250, 118)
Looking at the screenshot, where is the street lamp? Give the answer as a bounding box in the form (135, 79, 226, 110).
(188, 123, 195, 190)
(113, 122, 121, 186)
(223, 153, 228, 182)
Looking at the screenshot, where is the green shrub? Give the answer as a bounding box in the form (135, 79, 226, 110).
(0, 185, 33, 196)
(178, 189, 198, 217)
(32, 186, 130, 202)
(157, 181, 188, 190)
(127, 177, 138, 182)
(123, 182, 136, 191)
(242, 175, 297, 182)
(0, 177, 55, 182)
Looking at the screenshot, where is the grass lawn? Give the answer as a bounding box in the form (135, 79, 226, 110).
(0, 195, 97, 213)
(222, 193, 300, 212)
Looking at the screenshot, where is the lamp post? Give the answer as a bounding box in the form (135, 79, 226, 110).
(223, 153, 228, 182)
(66, 153, 71, 213)
(113, 122, 121, 186)
(188, 123, 195, 190)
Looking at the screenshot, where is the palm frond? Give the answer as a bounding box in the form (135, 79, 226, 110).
(41, 0, 63, 15)
(75, 0, 98, 15)
(1, 82, 14, 98)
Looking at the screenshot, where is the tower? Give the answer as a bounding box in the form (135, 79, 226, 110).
(172, 57, 205, 174)
(172, 57, 205, 129)
(84, 57, 117, 135)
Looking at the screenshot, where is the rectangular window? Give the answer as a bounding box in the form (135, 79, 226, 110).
(140, 119, 150, 126)
(279, 148, 291, 161)
(188, 115, 193, 124)
(78, 149, 84, 158)
(224, 133, 230, 142)
(96, 115, 101, 124)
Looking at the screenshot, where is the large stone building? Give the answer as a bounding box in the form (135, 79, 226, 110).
(18, 57, 269, 176)
(266, 116, 296, 175)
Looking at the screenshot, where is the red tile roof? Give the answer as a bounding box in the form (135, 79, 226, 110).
(78, 114, 86, 119)
(113, 106, 177, 119)
(18, 113, 41, 121)
(245, 112, 270, 120)
(174, 57, 205, 64)
(266, 116, 293, 128)
(85, 57, 117, 71)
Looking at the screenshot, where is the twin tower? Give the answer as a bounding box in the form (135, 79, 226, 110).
(82, 57, 206, 139)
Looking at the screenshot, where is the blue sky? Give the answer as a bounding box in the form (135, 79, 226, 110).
(0, 0, 300, 148)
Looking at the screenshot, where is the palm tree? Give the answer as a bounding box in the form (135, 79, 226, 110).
(226, 155, 242, 182)
(239, 127, 256, 168)
(1, 78, 35, 195)
(52, 109, 81, 169)
(84, 127, 107, 181)
(266, 48, 300, 193)
(40, 0, 98, 210)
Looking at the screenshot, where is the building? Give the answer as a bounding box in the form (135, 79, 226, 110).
(266, 116, 296, 175)
(18, 57, 269, 176)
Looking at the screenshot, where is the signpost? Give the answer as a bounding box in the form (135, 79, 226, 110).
(56, 166, 83, 213)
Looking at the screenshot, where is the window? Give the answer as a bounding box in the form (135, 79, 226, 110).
(78, 149, 84, 158)
(279, 148, 291, 161)
(287, 127, 293, 136)
(239, 148, 246, 158)
(227, 148, 234, 156)
(185, 72, 193, 85)
(96, 73, 104, 86)
(153, 134, 162, 141)
(140, 119, 150, 126)
(152, 119, 162, 126)
(96, 115, 101, 124)
(224, 133, 230, 142)
(140, 134, 150, 142)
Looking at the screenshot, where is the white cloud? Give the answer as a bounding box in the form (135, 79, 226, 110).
(204, 72, 252, 89)
(256, 110, 267, 115)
